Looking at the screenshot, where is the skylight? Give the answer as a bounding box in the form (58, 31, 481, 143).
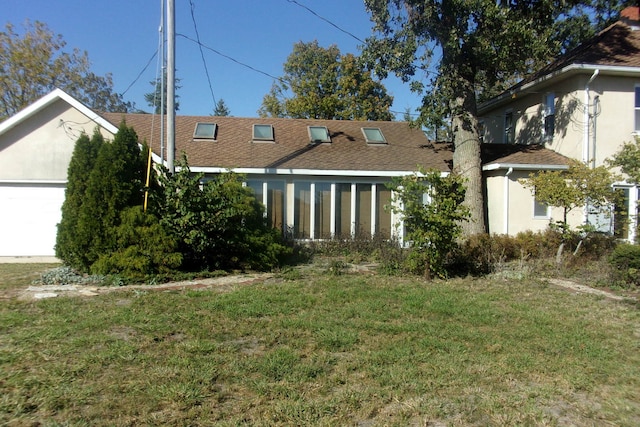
(253, 124, 274, 141)
(193, 122, 217, 139)
(308, 126, 331, 143)
(362, 127, 387, 144)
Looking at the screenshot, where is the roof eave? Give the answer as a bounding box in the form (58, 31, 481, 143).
(483, 163, 569, 171)
(478, 63, 640, 114)
(189, 166, 450, 177)
(0, 88, 119, 135)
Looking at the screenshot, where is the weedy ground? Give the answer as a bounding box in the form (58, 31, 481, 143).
(1, 262, 639, 426)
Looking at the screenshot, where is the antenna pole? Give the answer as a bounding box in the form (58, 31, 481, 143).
(166, 0, 176, 173)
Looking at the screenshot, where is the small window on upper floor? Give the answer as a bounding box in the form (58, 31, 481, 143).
(362, 127, 387, 144)
(253, 124, 274, 142)
(308, 126, 331, 143)
(634, 85, 640, 133)
(478, 120, 486, 144)
(193, 122, 217, 140)
(504, 110, 514, 144)
(543, 92, 555, 141)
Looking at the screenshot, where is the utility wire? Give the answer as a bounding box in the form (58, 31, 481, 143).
(188, 0, 217, 111)
(285, 0, 365, 44)
(176, 33, 285, 83)
(122, 50, 158, 96)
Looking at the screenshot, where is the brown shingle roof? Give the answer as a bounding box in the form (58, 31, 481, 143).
(518, 13, 640, 87)
(102, 114, 452, 173)
(481, 143, 570, 168)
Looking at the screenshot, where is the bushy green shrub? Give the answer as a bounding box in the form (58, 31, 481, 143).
(608, 244, 640, 287)
(90, 206, 182, 279)
(154, 155, 290, 272)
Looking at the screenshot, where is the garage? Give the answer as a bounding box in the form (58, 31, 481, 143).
(0, 183, 66, 256)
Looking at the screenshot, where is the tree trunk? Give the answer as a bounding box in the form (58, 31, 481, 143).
(451, 81, 487, 237)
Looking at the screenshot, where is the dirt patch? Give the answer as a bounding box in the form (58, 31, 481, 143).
(546, 278, 637, 302)
(16, 273, 274, 301)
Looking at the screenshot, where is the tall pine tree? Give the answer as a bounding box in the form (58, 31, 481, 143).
(75, 122, 145, 271)
(56, 129, 104, 270)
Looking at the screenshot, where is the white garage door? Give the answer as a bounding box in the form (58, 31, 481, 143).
(0, 184, 66, 256)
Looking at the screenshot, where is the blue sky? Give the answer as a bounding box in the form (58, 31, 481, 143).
(3, 0, 424, 119)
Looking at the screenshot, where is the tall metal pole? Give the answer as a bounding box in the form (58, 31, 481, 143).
(159, 0, 165, 165)
(166, 0, 176, 173)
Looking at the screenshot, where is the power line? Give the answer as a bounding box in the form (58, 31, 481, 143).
(176, 33, 285, 83)
(122, 50, 158, 96)
(285, 0, 365, 44)
(188, 0, 217, 111)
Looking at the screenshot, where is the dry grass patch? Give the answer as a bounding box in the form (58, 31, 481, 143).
(1, 266, 639, 426)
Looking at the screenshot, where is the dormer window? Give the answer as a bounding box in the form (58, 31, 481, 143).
(308, 126, 331, 143)
(362, 127, 387, 144)
(193, 122, 217, 140)
(253, 124, 274, 142)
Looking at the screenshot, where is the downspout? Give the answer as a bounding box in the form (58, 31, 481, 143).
(504, 167, 513, 235)
(583, 69, 599, 226)
(583, 69, 599, 164)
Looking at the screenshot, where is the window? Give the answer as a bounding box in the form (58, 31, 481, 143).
(533, 195, 549, 219)
(308, 126, 331, 143)
(362, 127, 387, 144)
(294, 182, 311, 238)
(247, 180, 285, 229)
(478, 120, 486, 144)
(635, 86, 640, 133)
(335, 183, 352, 237)
(314, 183, 332, 239)
(355, 184, 372, 237)
(543, 93, 555, 141)
(504, 111, 514, 144)
(193, 122, 217, 139)
(253, 124, 274, 141)
(376, 186, 392, 239)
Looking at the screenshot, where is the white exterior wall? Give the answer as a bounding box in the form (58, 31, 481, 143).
(0, 99, 113, 181)
(486, 169, 584, 236)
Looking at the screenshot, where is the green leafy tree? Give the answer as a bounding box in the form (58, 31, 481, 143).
(55, 129, 104, 270)
(144, 71, 181, 114)
(609, 136, 640, 184)
(521, 160, 617, 233)
(388, 168, 470, 279)
(155, 155, 290, 272)
(0, 21, 131, 121)
(213, 98, 231, 116)
(362, 0, 626, 236)
(75, 122, 145, 270)
(259, 40, 393, 121)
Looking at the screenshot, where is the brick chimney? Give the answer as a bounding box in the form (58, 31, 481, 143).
(621, 6, 640, 29)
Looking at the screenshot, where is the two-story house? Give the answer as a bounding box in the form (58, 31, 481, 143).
(479, 6, 640, 241)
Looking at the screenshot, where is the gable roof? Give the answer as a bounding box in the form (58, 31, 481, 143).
(0, 88, 118, 136)
(479, 8, 640, 112)
(102, 114, 452, 176)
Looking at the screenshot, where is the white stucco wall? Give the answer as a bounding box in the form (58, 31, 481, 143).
(486, 169, 584, 236)
(480, 73, 640, 169)
(0, 99, 113, 181)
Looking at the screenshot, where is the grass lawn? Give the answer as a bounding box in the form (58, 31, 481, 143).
(1, 263, 639, 426)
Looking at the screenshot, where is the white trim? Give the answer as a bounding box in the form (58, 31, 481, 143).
(503, 167, 513, 234)
(479, 64, 640, 113)
(371, 183, 377, 236)
(0, 88, 118, 136)
(330, 183, 336, 238)
(483, 163, 568, 171)
(0, 180, 67, 185)
(187, 166, 441, 177)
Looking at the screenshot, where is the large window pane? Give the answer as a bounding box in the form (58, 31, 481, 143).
(335, 183, 351, 238)
(355, 184, 372, 238)
(315, 183, 332, 238)
(267, 181, 285, 230)
(614, 188, 630, 240)
(294, 182, 311, 239)
(376, 186, 392, 239)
